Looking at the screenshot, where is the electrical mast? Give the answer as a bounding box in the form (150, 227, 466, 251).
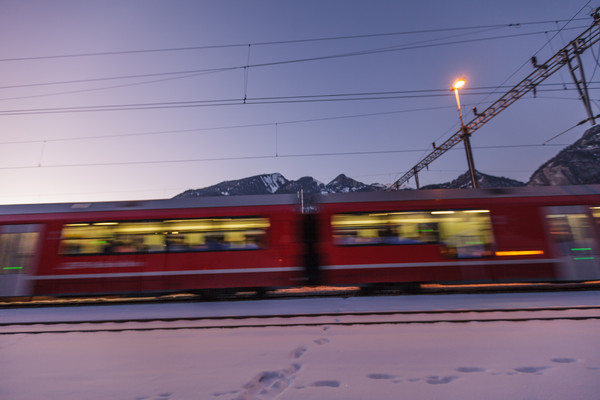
(389, 11, 600, 190)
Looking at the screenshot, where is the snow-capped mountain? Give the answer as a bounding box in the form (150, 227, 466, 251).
(174, 173, 383, 198)
(274, 174, 385, 195)
(274, 176, 327, 195)
(174, 125, 600, 198)
(421, 170, 526, 190)
(324, 174, 386, 193)
(528, 124, 600, 186)
(414, 125, 600, 189)
(174, 173, 289, 198)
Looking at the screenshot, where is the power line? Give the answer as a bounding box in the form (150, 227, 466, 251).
(0, 105, 457, 145)
(543, 113, 600, 144)
(0, 83, 591, 116)
(0, 86, 588, 147)
(0, 142, 574, 171)
(0, 25, 587, 104)
(0, 19, 587, 63)
(390, 7, 600, 189)
(0, 69, 235, 103)
(0, 66, 239, 91)
(473, 2, 592, 110)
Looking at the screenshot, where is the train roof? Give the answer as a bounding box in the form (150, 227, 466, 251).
(315, 185, 600, 204)
(0, 193, 300, 216)
(2, 185, 600, 216)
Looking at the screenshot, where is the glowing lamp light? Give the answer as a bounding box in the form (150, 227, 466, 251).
(453, 78, 466, 90)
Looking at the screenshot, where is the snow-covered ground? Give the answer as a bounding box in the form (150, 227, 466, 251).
(1, 291, 600, 400)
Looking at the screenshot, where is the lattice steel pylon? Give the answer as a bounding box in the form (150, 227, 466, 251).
(389, 11, 600, 190)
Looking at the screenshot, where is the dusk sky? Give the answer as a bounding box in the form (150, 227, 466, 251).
(1, 0, 598, 204)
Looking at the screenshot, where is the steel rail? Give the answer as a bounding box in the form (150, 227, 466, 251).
(3, 306, 600, 335)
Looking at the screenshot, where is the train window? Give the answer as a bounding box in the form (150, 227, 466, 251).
(547, 210, 596, 250)
(332, 212, 438, 245)
(0, 225, 40, 275)
(592, 207, 600, 227)
(546, 207, 599, 280)
(331, 209, 494, 258)
(59, 217, 269, 255)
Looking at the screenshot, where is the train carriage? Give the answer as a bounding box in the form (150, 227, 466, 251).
(315, 185, 600, 287)
(0, 194, 304, 297)
(2, 185, 600, 299)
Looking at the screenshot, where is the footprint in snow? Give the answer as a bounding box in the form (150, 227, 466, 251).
(296, 381, 341, 389)
(212, 389, 239, 397)
(290, 346, 307, 359)
(456, 367, 486, 373)
(234, 364, 301, 399)
(136, 393, 173, 400)
(313, 338, 330, 345)
(367, 373, 398, 380)
(514, 366, 550, 374)
(551, 358, 577, 363)
(426, 376, 459, 385)
(312, 380, 340, 388)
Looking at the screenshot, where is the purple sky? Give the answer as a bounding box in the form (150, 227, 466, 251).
(0, 0, 597, 203)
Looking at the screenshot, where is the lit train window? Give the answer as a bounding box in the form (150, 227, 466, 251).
(592, 207, 600, 226)
(547, 207, 597, 250)
(0, 225, 40, 275)
(331, 210, 494, 258)
(546, 207, 599, 280)
(59, 217, 270, 255)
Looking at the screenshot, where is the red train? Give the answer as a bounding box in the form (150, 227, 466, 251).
(1, 185, 600, 298)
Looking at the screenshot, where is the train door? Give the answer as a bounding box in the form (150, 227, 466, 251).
(0, 224, 41, 297)
(544, 206, 600, 280)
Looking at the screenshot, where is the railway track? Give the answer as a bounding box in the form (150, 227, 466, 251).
(3, 305, 600, 335)
(3, 281, 600, 309)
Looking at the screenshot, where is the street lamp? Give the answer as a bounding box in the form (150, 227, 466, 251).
(452, 78, 466, 125)
(452, 78, 478, 189)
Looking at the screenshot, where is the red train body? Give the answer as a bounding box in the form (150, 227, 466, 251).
(1, 186, 600, 297)
(316, 186, 600, 286)
(0, 195, 304, 297)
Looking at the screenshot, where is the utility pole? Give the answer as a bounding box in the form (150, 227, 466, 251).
(453, 78, 478, 189)
(565, 38, 596, 125)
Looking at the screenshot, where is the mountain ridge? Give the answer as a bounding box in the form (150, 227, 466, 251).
(174, 173, 385, 199)
(174, 125, 600, 198)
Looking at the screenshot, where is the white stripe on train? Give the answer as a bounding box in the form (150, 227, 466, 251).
(28, 266, 305, 281)
(27, 258, 560, 281)
(321, 258, 561, 270)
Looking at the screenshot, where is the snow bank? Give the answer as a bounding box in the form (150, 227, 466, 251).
(1, 293, 599, 399)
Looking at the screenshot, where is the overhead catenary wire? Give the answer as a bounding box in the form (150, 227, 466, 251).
(2, 13, 598, 201)
(0, 19, 588, 63)
(243, 44, 251, 103)
(0, 142, 575, 171)
(0, 25, 587, 105)
(473, 2, 592, 108)
(0, 83, 594, 117)
(389, 4, 599, 189)
(0, 104, 457, 145)
(0, 69, 235, 103)
(543, 113, 600, 144)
